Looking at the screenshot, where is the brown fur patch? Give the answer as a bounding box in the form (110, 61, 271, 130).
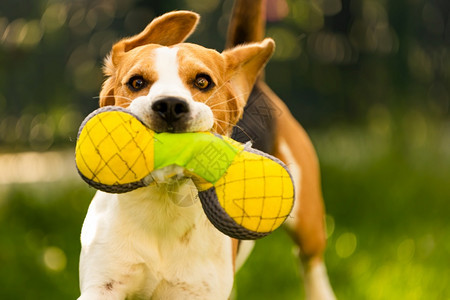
(104, 281, 114, 291)
(179, 225, 196, 244)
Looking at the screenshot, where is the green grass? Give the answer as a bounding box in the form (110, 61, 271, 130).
(1, 118, 449, 299)
(0, 182, 94, 299)
(235, 117, 450, 299)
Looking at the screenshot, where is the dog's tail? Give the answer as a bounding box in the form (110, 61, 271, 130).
(226, 0, 266, 49)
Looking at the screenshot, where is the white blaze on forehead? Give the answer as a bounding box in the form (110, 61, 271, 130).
(127, 45, 214, 133)
(149, 46, 191, 99)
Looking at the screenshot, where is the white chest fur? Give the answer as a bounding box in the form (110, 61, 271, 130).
(79, 179, 234, 299)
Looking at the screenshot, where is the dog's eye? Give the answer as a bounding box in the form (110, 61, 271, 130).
(127, 76, 147, 91)
(194, 74, 212, 90)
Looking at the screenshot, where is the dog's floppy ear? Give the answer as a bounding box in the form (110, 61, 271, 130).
(223, 38, 275, 117)
(114, 11, 199, 60)
(99, 11, 200, 107)
(99, 59, 116, 107)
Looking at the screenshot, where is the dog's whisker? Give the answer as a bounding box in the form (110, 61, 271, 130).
(232, 124, 253, 141)
(214, 118, 233, 124)
(208, 91, 250, 109)
(213, 119, 226, 134)
(203, 79, 232, 105)
(213, 118, 253, 142)
(211, 108, 240, 113)
(213, 118, 234, 133)
(205, 79, 241, 104)
(208, 97, 239, 109)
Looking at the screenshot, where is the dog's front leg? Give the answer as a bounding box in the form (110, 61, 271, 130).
(78, 191, 154, 300)
(78, 257, 148, 300)
(78, 261, 150, 300)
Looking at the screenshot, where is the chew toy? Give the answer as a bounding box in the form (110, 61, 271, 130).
(75, 107, 295, 239)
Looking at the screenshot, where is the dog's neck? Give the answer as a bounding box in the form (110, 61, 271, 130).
(114, 171, 202, 237)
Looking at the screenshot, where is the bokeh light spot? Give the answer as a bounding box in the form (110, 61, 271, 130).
(407, 44, 433, 83)
(290, 1, 324, 32)
(43, 246, 67, 272)
(267, 27, 302, 61)
(58, 110, 83, 139)
(267, 0, 289, 21)
(307, 31, 355, 64)
(2, 18, 26, 47)
(41, 3, 68, 33)
(29, 114, 55, 151)
(336, 232, 357, 258)
(20, 20, 44, 48)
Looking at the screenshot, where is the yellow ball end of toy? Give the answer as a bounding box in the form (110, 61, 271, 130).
(75, 107, 154, 191)
(199, 147, 295, 239)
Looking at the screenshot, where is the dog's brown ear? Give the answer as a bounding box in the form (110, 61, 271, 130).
(99, 11, 199, 107)
(99, 55, 116, 107)
(223, 38, 275, 106)
(99, 80, 115, 107)
(113, 11, 199, 58)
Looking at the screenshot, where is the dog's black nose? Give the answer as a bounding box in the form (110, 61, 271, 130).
(151, 97, 190, 124)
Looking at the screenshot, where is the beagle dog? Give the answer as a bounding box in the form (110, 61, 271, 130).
(78, 1, 335, 299)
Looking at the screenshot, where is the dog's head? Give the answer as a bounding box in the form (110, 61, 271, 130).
(99, 11, 274, 135)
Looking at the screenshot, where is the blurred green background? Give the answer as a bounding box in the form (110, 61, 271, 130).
(1, 0, 449, 299)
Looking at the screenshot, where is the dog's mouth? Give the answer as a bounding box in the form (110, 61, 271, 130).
(148, 108, 214, 134)
(128, 95, 215, 133)
(150, 119, 190, 133)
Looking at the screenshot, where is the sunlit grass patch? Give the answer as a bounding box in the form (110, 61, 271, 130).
(0, 182, 94, 299)
(1, 117, 449, 299)
(235, 117, 450, 299)
(316, 117, 450, 300)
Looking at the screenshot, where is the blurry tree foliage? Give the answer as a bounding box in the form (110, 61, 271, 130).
(0, 0, 449, 151)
